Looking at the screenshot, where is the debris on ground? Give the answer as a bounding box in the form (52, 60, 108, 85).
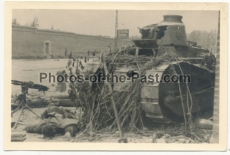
(11, 132, 26, 142)
(194, 118, 213, 129)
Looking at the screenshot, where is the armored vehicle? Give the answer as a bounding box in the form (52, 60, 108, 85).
(112, 15, 215, 123)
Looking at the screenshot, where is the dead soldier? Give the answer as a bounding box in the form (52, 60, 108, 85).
(25, 106, 79, 138)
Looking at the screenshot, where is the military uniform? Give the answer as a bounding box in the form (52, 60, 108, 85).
(25, 107, 79, 137)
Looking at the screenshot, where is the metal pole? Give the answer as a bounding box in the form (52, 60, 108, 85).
(114, 10, 118, 52)
(12, 108, 24, 130)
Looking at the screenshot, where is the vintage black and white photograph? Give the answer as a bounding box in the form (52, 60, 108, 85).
(4, 2, 228, 151)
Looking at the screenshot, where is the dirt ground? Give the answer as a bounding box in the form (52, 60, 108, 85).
(10, 105, 160, 143)
(11, 105, 212, 143)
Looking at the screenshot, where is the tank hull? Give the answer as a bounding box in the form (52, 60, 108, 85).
(113, 61, 215, 123)
(141, 62, 215, 122)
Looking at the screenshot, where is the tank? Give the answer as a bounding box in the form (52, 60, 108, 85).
(112, 15, 215, 123)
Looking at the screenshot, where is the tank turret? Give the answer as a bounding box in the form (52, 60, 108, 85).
(156, 15, 187, 46)
(135, 15, 187, 47)
(133, 15, 211, 58)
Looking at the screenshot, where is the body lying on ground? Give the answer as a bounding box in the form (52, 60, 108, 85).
(25, 117, 79, 138)
(25, 106, 79, 138)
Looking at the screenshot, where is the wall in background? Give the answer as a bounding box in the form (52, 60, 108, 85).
(12, 25, 132, 58)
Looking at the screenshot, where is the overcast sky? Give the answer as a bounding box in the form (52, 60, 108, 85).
(12, 10, 218, 37)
